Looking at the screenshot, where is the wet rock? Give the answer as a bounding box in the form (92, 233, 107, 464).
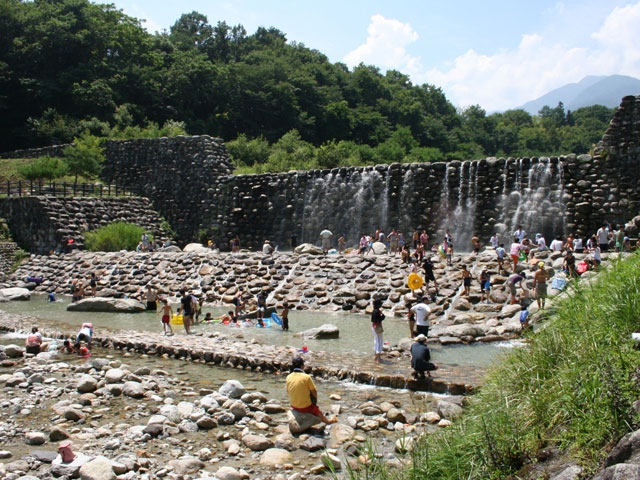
(121, 381, 145, 398)
(300, 436, 326, 452)
(0, 287, 31, 301)
(51, 452, 92, 477)
(24, 431, 47, 445)
(76, 375, 98, 393)
(167, 457, 206, 475)
(219, 379, 246, 399)
(215, 465, 250, 480)
(295, 324, 340, 339)
(242, 433, 274, 451)
(287, 409, 322, 434)
(4, 345, 24, 358)
(67, 297, 146, 313)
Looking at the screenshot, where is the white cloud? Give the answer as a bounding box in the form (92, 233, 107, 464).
(345, 3, 640, 112)
(343, 14, 421, 71)
(422, 1, 640, 111)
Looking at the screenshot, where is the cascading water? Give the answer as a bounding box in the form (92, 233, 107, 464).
(497, 158, 565, 242)
(438, 161, 479, 251)
(300, 169, 389, 248)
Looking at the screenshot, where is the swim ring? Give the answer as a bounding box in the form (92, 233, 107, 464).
(407, 273, 424, 290)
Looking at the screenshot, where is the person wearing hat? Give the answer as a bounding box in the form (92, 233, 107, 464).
(410, 334, 437, 378)
(285, 356, 337, 425)
(371, 298, 385, 363)
(533, 262, 548, 310)
(262, 240, 274, 255)
(479, 266, 491, 303)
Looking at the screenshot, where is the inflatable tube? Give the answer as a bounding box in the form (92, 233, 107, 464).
(407, 273, 424, 290)
(170, 314, 184, 325)
(438, 245, 446, 258)
(271, 313, 283, 326)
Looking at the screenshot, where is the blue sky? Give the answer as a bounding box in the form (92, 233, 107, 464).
(112, 0, 640, 112)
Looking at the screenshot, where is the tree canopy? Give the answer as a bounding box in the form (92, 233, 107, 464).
(0, 0, 616, 172)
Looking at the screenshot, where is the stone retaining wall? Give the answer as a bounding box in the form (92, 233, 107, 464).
(0, 242, 19, 280)
(2, 97, 639, 253)
(0, 196, 172, 254)
(95, 96, 640, 252)
(100, 135, 234, 243)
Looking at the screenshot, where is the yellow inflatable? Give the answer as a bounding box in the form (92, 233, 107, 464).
(171, 314, 184, 325)
(407, 273, 424, 290)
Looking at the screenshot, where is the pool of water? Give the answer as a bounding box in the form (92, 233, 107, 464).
(0, 294, 515, 367)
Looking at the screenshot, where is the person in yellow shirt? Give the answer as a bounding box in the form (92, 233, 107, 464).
(285, 356, 337, 424)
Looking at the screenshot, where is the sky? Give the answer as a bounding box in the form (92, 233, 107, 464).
(111, 0, 640, 112)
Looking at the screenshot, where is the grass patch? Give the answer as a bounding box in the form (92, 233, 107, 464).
(0, 158, 34, 183)
(84, 222, 146, 252)
(338, 254, 640, 480)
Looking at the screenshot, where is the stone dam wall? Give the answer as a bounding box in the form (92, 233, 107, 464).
(101, 96, 640, 251)
(0, 96, 638, 254)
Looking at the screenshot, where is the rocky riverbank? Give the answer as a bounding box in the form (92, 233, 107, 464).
(0, 310, 469, 480)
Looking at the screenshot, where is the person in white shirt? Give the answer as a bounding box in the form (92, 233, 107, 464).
(513, 226, 526, 243)
(489, 233, 499, 249)
(262, 240, 274, 254)
(549, 237, 564, 252)
(410, 296, 431, 337)
(596, 225, 610, 252)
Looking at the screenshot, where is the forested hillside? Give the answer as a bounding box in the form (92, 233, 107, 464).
(0, 0, 615, 172)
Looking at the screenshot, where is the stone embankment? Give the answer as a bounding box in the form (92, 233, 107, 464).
(8, 245, 615, 346)
(0, 196, 173, 255)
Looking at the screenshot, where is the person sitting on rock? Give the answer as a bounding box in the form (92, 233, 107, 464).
(410, 334, 437, 378)
(286, 356, 337, 425)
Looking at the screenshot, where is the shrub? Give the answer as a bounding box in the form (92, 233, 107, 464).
(17, 156, 68, 180)
(84, 222, 146, 252)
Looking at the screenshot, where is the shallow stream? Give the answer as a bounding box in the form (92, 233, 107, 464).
(1, 295, 514, 368)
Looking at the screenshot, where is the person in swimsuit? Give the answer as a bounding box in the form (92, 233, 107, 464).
(160, 299, 174, 335)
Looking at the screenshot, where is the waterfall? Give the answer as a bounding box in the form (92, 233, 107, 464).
(300, 169, 389, 249)
(439, 161, 478, 251)
(497, 158, 565, 242)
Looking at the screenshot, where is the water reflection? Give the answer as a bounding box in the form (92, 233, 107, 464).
(1, 295, 514, 367)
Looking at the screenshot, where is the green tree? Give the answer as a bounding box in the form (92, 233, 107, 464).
(63, 133, 105, 182)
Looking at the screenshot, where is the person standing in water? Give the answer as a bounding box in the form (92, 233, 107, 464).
(160, 299, 174, 336)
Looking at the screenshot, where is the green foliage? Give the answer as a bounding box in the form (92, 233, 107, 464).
(226, 134, 270, 167)
(63, 133, 105, 182)
(0, 0, 617, 168)
(84, 222, 146, 252)
(16, 156, 68, 180)
(402, 253, 640, 479)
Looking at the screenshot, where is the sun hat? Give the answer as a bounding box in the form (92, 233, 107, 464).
(415, 334, 427, 343)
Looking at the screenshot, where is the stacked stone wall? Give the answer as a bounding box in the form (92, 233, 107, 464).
(0, 242, 19, 279)
(0, 196, 172, 254)
(2, 97, 639, 252)
(101, 135, 233, 243)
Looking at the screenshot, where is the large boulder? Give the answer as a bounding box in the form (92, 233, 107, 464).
(294, 324, 339, 339)
(287, 409, 322, 434)
(183, 243, 210, 253)
(294, 243, 323, 255)
(0, 287, 31, 302)
(67, 297, 145, 313)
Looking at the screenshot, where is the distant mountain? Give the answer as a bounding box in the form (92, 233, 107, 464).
(519, 75, 640, 115)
